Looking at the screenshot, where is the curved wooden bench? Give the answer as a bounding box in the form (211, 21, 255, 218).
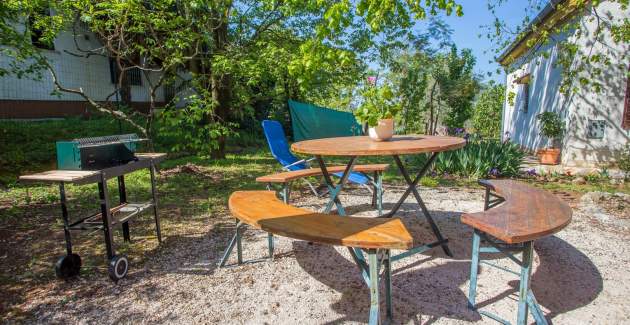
(228, 191, 411, 249)
(462, 180, 572, 325)
(461, 179, 572, 244)
(220, 190, 412, 324)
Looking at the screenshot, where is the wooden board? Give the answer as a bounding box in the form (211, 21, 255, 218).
(136, 152, 167, 163)
(291, 135, 465, 156)
(19, 170, 100, 184)
(461, 180, 572, 244)
(229, 191, 413, 250)
(256, 164, 389, 183)
(19, 152, 166, 185)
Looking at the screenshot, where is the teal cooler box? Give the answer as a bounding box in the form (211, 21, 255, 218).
(56, 134, 144, 170)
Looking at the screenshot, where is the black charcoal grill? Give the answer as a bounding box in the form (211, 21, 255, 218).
(56, 134, 146, 170)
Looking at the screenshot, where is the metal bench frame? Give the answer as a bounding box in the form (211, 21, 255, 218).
(467, 185, 549, 325)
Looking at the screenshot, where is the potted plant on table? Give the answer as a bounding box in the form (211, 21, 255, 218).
(354, 76, 401, 141)
(536, 111, 565, 165)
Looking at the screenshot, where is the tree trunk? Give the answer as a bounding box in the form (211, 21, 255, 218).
(427, 80, 438, 135)
(208, 10, 232, 159)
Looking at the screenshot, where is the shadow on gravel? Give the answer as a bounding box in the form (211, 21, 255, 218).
(292, 208, 603, 324)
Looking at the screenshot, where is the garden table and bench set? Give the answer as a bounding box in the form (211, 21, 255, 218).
(19, 130, 573, 325)
(221, 133, 573, 325)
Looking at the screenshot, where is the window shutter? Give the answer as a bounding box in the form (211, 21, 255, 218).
(623, 66, 630, 130)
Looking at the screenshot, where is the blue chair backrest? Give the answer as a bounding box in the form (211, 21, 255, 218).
(262, 120, 306, 171)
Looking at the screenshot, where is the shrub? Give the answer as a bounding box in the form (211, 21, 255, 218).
(536, 112, 565, 147)
(413, 136, 525, 178)
(618, 144, 630, 180)
(472, 83, 505, 139)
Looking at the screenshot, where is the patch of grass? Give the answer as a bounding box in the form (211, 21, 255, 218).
(0, 117, 138, 185)
(419, 177, 439, 187)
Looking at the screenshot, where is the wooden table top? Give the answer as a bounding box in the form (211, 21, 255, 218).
(291, 135, 466, 156)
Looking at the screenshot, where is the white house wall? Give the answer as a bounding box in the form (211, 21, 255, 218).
(502, 1, 630, 167)
(0, 22, 164, 104)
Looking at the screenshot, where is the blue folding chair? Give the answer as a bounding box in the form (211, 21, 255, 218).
(262, 120, 374, 197)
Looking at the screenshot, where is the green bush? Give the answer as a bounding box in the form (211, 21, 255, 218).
(413, 137, 525, 178)
(472, 83, 505, 139)
(618, 144, 630, 180)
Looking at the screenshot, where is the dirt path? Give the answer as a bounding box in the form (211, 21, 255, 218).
(6, 185, 630, 324)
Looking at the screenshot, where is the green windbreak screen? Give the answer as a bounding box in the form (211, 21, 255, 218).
(288, 100, 363, 141)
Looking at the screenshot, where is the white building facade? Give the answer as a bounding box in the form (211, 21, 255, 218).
(500, 0, 629, 167)
(0, 19, 165, 119)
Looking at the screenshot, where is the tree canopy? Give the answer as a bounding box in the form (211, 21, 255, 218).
(1, 0, 464, 157)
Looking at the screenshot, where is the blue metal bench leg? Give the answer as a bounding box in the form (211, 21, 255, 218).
(236, 223, 243, 265)
(268, 233, 274, 260)
(517, 241, 534, 325)
(218, 221, 244, 267)
(368, 249, 380, 325)
(468, 229, 481, 310)
(376, 172, 383, 217)
(384, 249, 393, 320)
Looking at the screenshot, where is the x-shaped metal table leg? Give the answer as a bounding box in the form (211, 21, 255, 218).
(316, 155, 356, 216)
(384, 153, 453, 257)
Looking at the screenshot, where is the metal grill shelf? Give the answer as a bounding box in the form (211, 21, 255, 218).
(69, 202, 154, 231)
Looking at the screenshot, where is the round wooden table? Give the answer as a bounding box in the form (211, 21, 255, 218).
(291, 135, 465, 259)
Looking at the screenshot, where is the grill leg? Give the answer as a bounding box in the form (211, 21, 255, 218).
(59, 183, 73, 255)
(98, 175, 115, 260)
(118, 176, 131, 242)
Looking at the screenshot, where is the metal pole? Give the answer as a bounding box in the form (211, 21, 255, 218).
(118, 175, 130, 242)
(468, 230, 481, 310)
(384, 249, 393, 320)
(517, 241, 534, 325)
(98, 174, 115, 260)
(368, 249, 380, 325)
(59, 183, 73, 255)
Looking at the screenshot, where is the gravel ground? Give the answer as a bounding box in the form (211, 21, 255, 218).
(16, 185, 630, 324)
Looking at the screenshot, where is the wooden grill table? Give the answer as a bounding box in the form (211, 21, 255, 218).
(19, 153, 165, 281)
(292, 135, 465, 266)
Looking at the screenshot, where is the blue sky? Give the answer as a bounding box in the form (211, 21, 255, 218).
(435, 1, 540, 83)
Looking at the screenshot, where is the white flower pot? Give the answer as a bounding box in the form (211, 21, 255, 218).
(368, 119, 394, 141)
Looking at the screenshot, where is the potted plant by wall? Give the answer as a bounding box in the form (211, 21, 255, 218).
(354, 77, 401, 141)
(536, 111, 565, 165)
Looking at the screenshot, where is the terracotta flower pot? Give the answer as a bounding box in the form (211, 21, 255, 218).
(538, 148, 561, 165)
(368, 119, 394, 141)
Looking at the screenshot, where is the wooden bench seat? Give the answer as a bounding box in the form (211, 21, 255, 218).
(462, 180, 573, 325)
(228, 191, 412, 249)
(461, 179, 572, 244)
(255, 164, 389, 183)
(221, 190, 412, 324)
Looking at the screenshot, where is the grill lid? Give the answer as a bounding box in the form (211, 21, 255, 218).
(73, 134, 144, 148)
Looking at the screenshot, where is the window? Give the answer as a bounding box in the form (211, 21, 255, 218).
(587, 120, 606, 139)
(515, 73, 531, 113)
(109, 58, 142, 86)
(30, 9, 54, 50)
(623, 66, 630, 130)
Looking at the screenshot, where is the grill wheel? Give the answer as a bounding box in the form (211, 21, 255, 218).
(108, 255, 129, 281)
(55, 253, 82, 279)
